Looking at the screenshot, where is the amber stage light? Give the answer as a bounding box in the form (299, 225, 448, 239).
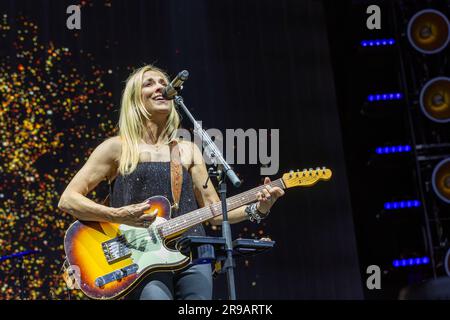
(419, 77, 450, 123)
(432, 158, 450, 204)
(407, 9, 450, 54)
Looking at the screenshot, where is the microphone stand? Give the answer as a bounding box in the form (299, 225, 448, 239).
(174, 95, 241, 300)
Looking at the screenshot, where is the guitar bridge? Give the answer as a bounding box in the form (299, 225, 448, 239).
(102, 235, 132, 264)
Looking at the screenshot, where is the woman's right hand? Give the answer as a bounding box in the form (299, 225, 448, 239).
(111, 201, 158, 228)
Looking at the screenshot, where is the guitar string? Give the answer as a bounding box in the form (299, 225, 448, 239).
(147, 179, 284, 241)
(157, 179, 286, 236)
(118, 177, 320, 249)
(120, 180, 286, 248)
(124, 181, 280, 242)
(114, 173, 324, 250)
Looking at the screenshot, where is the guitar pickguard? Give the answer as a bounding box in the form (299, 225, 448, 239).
(118, 217, 188, 275)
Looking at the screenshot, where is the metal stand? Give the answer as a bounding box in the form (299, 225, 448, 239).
(217, 166, 236, 300)
(174, 93, 241, 300)
(176, 236, 275, 276)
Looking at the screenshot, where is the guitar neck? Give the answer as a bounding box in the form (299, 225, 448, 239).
(158, 179, 285, 239)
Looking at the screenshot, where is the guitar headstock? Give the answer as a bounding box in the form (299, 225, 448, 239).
(282, 167, 332, 188)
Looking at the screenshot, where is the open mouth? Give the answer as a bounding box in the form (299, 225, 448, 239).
(152, 95, 167, 102)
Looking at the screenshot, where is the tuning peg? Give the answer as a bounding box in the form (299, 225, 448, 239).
(302, 169, 307, 177)
(309, 168, 313, 176)
(289, 170, 294, 178)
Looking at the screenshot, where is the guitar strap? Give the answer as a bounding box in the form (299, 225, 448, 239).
(169, 140, 183, 212)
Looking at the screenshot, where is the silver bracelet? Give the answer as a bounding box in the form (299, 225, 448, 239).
(245, 203, 270, 224)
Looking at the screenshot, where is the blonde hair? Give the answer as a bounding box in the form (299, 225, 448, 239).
(118, 65, 180, 175)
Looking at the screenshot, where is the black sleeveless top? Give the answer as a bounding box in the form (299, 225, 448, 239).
(110, 162, 206, 237)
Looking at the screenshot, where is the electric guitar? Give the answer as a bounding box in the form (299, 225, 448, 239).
(63, 168, 332, 299)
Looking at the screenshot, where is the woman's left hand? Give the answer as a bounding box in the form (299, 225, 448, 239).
(256, 177, 285, 215)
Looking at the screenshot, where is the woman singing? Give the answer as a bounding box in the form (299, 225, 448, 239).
(58, 64, 284, 300)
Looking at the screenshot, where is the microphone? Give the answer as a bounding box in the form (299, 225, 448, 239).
(162, 70, 189, 100)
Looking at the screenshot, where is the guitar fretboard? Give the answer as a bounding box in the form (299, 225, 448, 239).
(157, 179, 285, 238)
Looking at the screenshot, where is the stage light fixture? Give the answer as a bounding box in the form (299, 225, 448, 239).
(384, 200, 421, 210)
(368, 93, 403, 102)
(407, 9, 450, 54)
(431, 157, 450, 204)
(375, 145, 411, 154)
(393, 256, 430, 268)
(360, 38, 395, 47)
(419, 77, 450, 123)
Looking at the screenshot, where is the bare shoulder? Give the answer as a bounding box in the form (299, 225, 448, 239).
(178, 139, 201, 152)
(90, 136, 122, 163)
(61, 136, 122, 195)
(104, 136, 122, 159)
(86, 136, 122, 178)
(176, 140, 197, 169)
(178, 139, 202, 156)
(177, 140, 205, 171)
